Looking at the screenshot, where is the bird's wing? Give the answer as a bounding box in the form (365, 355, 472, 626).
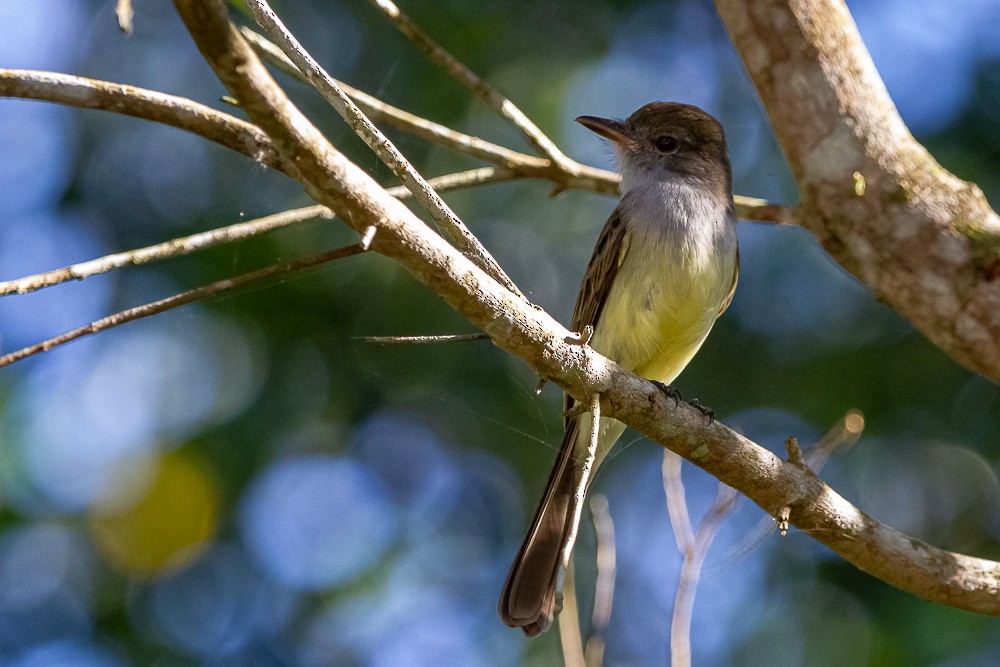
(570, 207, 630, 333)
(718, 246, 739, 316)
(564, 207, 630, 423)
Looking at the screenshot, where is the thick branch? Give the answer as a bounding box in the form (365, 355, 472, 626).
(715, 0, 1000, 383)
(172, 0, 1000, 616)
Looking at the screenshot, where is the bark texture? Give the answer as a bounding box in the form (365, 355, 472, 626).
(716, 0, 1000, 383)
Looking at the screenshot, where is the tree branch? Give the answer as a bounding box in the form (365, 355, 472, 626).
(386, 166, 514, 196)
(715, 0, 1000, 383)
(0, 168, 515, 298)
(559, 559, 586, 667)
(170, 0, 1000, 617)
(0, 205, 330, 296)
(0, 68, 291, 176)
(0, 242, 369, 369)
(362, 333, 489, 344)
(240, 27, 555, 173)
(663, 451, 697, 553)
(364, 0, 576, 171)
(671, 483, 739, 667)
(0, 67, 783, 225)
(664, 411, 863, 661)
(242, 25, 785, 223)
(585, 494, 616, 667)
(244, 0, 525, 299)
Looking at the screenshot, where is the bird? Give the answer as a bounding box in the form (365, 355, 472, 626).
(498, 102, 739, 636)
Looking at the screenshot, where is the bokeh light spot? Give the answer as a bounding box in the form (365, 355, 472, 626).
(8, 638, 125, 667)
(0, 211, 111, 353)
(89, 452, 218, 578)
(351, 411, 460, 537)
(240, 456, 395, 590)
(0, 525, 95, 652)
(11, 313, 242, 512)
(141, 544, 297, 659)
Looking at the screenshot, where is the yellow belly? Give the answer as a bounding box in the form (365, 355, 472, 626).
(590, 239, 731, 386)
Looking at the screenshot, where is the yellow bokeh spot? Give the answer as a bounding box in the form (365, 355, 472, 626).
(89, 451, 218, 578)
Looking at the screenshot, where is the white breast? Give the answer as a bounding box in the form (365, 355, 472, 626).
(590, 177, 737, 385)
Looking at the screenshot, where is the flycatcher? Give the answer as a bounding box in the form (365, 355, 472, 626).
(498, 102, 739, 636)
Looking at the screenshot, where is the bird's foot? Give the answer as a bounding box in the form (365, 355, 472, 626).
(650, 381, 682, 407)
(689, 399, 715, 424)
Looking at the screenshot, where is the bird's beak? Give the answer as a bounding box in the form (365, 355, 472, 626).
(575, 115, 634, 147)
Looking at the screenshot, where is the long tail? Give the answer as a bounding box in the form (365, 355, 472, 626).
(498, 420, 584, 636)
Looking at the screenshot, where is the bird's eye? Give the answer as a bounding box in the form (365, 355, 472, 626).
(655, 135, 679, 153)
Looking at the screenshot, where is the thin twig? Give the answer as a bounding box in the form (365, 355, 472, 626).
(569, 394, 603, 560)
(361, 333, 488, 344)
(0, 168, 510, 298)
(671, 484, 740, 667)
(661, 449, 698, 667)
(660, 447, 742, 665)
(359, 225, 377, 250)
(806, 409, 865, 471)
(662, 450, 696, 553)
(365, 0, 574, 170)
(385, 167, 513, 197)
(784, 435, 805, 464)
(560, 394, 603, 666)
(742, 200, 798, 226)
(585, 494, 616, 667)
(0, 205, 330, 297)
(667, 410, 866, 663)
(0, 243, 368, 370)
(731, 410, 866, 556)
(244, 0, 526, 300)
(559, 559, 586, 667)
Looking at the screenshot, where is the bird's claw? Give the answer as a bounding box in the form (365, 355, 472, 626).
(650, 381, 682, 407)
(689, 399, 715, 424)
